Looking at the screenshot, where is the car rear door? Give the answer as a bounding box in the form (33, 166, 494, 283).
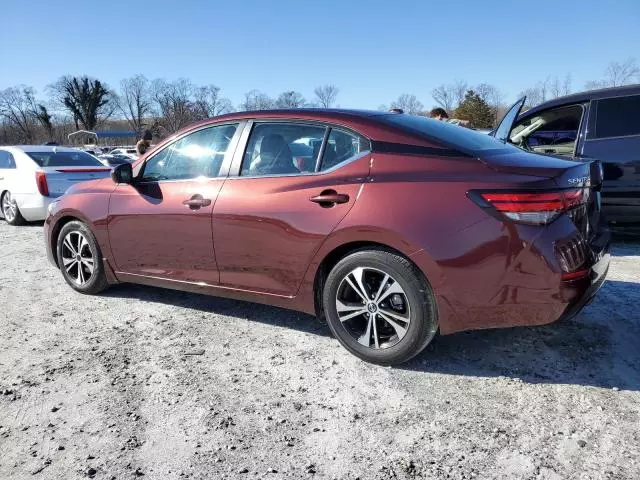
(108, 122, 242, 284)
(212, 121, 371, 296)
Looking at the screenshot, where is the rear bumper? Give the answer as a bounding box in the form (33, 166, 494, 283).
(557, 229, 611, 321)
(14, 193, 55, 221)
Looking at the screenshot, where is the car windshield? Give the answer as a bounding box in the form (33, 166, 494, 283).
(26, 150, 105, 167)
(379, 114, 519, 156)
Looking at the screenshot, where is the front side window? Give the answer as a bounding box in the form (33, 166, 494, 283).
(241, 123, 327, 176)
(319, 128, 370, 171)
(142, 123, 238, 182)
(593, 95, 640, 139)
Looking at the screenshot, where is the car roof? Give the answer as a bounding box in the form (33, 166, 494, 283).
(5, 145, 86, 153)
(522, 84, 640, 117)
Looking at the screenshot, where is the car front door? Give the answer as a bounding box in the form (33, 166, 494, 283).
(107, 122, 242, 284)
(212, 121, 372, 296)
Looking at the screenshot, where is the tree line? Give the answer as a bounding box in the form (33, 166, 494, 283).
(1, 58, 638, 145)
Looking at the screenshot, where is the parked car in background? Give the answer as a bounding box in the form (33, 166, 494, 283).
(44, 109, 609, 364)
(0, 146, 110, 225)
(109, 148, 138, 160)
(97, 153, 134, 168)
(493, 84, 640, 226)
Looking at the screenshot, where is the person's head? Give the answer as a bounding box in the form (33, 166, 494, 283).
(429, 108, 449, 121)
(142, 129, 153, 142)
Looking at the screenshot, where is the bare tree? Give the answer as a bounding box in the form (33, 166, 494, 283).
(48, 76, 112, 130)
(240, 90, 274, 111)
(475, 83, 505, 127)
(151, 78, 196, 134)
(314, 85, 339, 108)
(0, 86, 37, 142)
(549, 74, 572, 98)
(390, 94, 424, 115)
(275, 91, 306, 108)
(452, 80, 469, 108)
(116, 74, 152, 135)
(192, 85, 233, 119)
(431, 84, 455, 113)
(586, 58, 640, 89)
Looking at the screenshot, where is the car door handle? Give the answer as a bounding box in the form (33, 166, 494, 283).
(309, 190, 350, 207)
(182, 195, 211, 209)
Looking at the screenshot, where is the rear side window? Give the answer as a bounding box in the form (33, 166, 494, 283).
(0, 150, 16, 169)
(26, 150, 104, 167)
(593, 95, 640, 139)
(319, 128, 370, 171)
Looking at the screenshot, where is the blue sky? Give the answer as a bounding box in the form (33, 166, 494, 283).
(1, 0, 639, 109)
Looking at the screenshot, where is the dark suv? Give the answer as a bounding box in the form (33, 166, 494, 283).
(493, 84, 640, 227)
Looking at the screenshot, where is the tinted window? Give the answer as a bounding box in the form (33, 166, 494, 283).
(241, 123, 327, 176)
(0, 151, 12, 169)
(319, 128, 370, 171)
(142, 123, 238, 181)
(380, 114, 517, 155)
(26, 150, 104, 167)
(594, 95, 640, 138)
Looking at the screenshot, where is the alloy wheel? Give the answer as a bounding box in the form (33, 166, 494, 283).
(335, 267, 411, 349)
(61, 231, 95, 286)
(2, 193, 17, 223)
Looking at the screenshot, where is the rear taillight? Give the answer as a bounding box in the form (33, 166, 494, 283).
(35, 171, 49, 196)
(469, 189, 587, 225)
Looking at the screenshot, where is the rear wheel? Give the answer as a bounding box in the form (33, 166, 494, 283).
(56, 220, 109, 294)
(322, 249, 438, 365)
(1, 191, 26, 226)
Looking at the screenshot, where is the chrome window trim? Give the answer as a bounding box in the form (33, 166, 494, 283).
(226, 150, 371, 180)
(230, 119, 371, 179)
(136, 121, 244, 184)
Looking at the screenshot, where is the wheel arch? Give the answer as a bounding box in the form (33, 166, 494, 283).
(310, 237, 439, 321)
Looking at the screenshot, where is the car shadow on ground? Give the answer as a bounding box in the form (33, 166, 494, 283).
(105, 279, 639, 391)
(407, 279, 640, 391)
(103, 283, 327, 337)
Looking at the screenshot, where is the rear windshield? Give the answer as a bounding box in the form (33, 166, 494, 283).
(26, 150, 105, 167)
(379, 114, 518, 155)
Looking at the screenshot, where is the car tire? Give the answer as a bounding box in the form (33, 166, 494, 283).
(322, 248, 438, 365)
(1, 191, 26, 226)
(56, 220, 109, 294)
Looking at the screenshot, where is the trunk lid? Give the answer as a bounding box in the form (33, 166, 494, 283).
(480, 150, 603, 240)
(39, 167, 111, 197)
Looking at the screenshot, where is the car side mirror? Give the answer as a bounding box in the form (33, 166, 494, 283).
(111, 162, 134, 184)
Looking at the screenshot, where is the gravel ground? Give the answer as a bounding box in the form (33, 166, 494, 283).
(0, 221, 639, 480)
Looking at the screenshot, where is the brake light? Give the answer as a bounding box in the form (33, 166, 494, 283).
(561, 268, 590, 281)
(470, 189, 586, 224)
(55, 168, 110, 173)
(35, 171, 49, 196)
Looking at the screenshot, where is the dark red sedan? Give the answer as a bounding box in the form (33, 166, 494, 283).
(44, 109, 610, 364)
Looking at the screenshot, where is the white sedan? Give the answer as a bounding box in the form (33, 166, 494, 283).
(109, 148, 138, 160)
(0, 146, 111, 225)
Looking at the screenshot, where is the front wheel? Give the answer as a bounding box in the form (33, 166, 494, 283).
(56, 220, 109, 294)
(1, 191, 26, 226)
(322, 249, 438, 365)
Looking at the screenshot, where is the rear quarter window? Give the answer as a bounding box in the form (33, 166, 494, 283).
(26, 151, 105, 167)
(593, 95, 640, 139)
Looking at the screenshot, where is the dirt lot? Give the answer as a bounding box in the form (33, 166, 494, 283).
(0, 222, 638, 480)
